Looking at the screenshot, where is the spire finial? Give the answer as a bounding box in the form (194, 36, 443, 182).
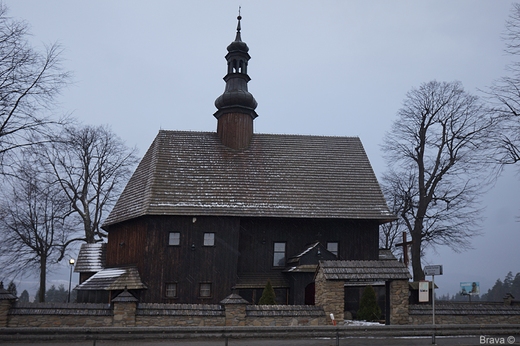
(235, 7, 242, 41)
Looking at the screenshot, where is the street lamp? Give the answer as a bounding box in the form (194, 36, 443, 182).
(68, 258, 75, 303)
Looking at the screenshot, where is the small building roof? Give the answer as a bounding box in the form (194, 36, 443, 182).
(111, 287, 139, 302)
(74, 266, 147, 291)
(285, 242, 337, 273)
(220, 293, 250, 305)
(74, 243, 107, 273)
(318, 259, 411, 282)
(103, 131, 395, 227)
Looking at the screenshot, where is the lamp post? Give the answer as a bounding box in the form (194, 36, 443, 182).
(68, 258, 75, 303)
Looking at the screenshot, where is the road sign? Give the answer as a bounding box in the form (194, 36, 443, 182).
(424, 265, 443, 276)
(418, 281, 429, 302)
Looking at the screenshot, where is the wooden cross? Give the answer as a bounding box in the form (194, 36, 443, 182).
(396, 231, 413, 267)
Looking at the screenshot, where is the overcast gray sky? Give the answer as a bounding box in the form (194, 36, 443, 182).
(5, 0, 519, 299)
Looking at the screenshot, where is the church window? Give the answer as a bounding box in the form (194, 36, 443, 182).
(169, 232, 180, 246)
(165, 283, 177, 298)
(199, 283, 212, 298)
(204, 233, 215, 246)
(273, 242, 286, 267)
(327, 242, 339, 257)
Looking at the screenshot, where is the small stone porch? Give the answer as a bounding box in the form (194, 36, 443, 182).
(315, 258, 411, 325)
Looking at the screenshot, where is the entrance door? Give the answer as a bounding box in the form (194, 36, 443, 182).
(305, 282, 315, 305)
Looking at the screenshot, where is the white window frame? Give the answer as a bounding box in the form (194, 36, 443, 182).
(199, 283, 212, 298)
(166, 283, 177, 298)
(203, 233, 215, 246)
(327, 242, 339, 257)
(169, 232, 181, 246)
(273, 242, 286, 267)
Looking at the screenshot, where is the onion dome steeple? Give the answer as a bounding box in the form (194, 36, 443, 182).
(214, 14, 258, 150)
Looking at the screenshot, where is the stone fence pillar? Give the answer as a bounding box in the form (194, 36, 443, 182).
(220, 293, 249, 326)
(315, 270, 344, 324)
(389, 279, 409, 325)
(0, 282, 17, 327)
(111, 288, 138, 327)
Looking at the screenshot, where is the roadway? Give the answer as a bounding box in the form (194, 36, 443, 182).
(1, 335, 518, 346)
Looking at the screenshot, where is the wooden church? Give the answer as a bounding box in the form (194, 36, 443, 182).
(75, 15, 396, 305)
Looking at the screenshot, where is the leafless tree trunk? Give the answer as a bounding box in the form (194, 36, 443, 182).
(486, 3, 520, 168)
(382, 81, 495, 281)
(42, 125, 138, 243)
(379, 170, 415, 258)
(0, 4, 70, 172)
(0, 158, 76, 302)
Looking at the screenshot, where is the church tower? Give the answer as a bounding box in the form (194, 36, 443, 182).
(214, 15, 258, 150)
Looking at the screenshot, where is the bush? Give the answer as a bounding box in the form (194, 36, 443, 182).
(356, 285, 381, 321)
(259, 280, 276, 305)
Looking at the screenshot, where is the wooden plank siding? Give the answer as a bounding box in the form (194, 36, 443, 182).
(237, 217, 379, 274)
(217, 112, 254, 150)
(106, 215, 240, 304)
(105, 215, 379, 304)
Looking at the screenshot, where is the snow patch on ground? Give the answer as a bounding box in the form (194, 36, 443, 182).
(344, 320, 383, 326)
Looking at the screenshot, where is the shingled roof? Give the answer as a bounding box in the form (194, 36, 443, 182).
(103, 131, 394, 227)
(74, 266, 147, 291)
(318, 259, 411, 281)
(74, 243, 106, 273)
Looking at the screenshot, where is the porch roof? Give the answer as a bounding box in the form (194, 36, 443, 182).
(318, 259, 411, 282)
(74, 266, 147, 291)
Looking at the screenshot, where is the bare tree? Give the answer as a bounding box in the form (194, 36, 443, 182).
(382, 80, 495, 281)
(0, 159, 76, 302)
(379, 170, 414, 254)
(42, 125, 138, 243)
(486, 3, 520, 167)
(0, 4, 70, 171)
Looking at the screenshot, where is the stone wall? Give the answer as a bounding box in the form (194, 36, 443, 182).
(137, 303, 225, 327)
(314, 269, 344, 324)
(5, 293, 520, 328)
(7, 302, 112, 327)
(2, 300, 323, 328)
(389, 280, 409, 325)
(409, 302, 520, 325)
(246, 305, 326, 326)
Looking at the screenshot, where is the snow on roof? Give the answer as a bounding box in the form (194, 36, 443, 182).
(75, 266, 147, 291)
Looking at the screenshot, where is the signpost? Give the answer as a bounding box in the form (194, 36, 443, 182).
(424, 265, 443, 345)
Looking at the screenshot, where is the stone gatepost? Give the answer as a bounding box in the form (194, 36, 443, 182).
(112, 288, 138, 327)
(0, 282, 17, 327)
(389, 279, 409, 325)
(315, 269, 344, 324)
(220, 293, 249, 326)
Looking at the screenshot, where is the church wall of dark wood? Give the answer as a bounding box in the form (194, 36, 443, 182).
(105, 215, 379, 304)
(111, 215, 241, 304)
(105, 218, 148, 268)
(156, 215, 240, 304)
(237, 217, 379, 274)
